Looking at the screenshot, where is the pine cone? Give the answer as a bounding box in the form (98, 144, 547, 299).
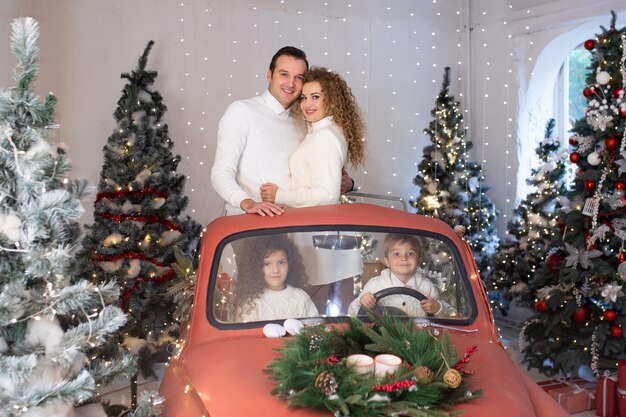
(315, 370, 338, 396)
(413, 365, 434, 382)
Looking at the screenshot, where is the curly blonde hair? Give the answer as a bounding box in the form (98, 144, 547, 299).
(298, 67, 366, 167)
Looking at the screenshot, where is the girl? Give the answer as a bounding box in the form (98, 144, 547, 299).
(260, 66, 366, 207)
(231, 235, 318, 322)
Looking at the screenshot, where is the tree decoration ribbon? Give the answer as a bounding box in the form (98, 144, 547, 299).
(95, 187, 168, 202)
(96, 211, 182, 232)
(266, 313, 481, 417)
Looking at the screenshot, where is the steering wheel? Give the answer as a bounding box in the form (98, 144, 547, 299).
(356, 287, 432, 317)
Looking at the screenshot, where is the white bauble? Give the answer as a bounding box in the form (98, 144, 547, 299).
(103, 233, 123, 246)
(263, 323, 286, 338)
(74, 403, 107, 417)
(0, 213, 22, 241)
(98, 259, 123, 272)
(151, 197, 166, 209)
(596, 71, 611, 85)
(587, 152, 602, 166)
(283, 318, 304, 336)
(159, 230, 182, 246)
(127, 259, 141, 278)
(25, 316, 63, 354)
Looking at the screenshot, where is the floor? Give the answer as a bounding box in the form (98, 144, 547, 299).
(99, 308, 597, 416)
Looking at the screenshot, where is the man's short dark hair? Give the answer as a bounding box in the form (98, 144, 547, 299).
(269, 46, 309, 73)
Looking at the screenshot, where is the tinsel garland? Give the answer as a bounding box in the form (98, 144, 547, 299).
(96, 211, 182, 232)
(266, 313, 481, 417)
(119, 268, 175, 310)
(92, 251, 169, 267)
(96, 187, 168, 202)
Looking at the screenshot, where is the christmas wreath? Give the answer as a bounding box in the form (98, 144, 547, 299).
(266, 313, 481, 417)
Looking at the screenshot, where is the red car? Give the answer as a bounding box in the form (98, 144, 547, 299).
(159, 203, 569, 416)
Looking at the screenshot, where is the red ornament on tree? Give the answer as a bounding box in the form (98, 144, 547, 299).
(216, 272, 234, 292)
(583, 87, 594, 98)
(570, 152, 582, 163)
(584, 180, 596, 191)
(618, 250, 626, 264)
(611, 325, 623, 338)
(604, 310, 617, 322)
(569, 136, 579, 146)
(571, 306, 590, 324)
(584, 39, 595, 50)
(614, 87, 624, 99)
(606, 136, 620, 150)
(534, 299, 547, 312)
(615, 180, 626, 191)
(546, 252, 563, 273)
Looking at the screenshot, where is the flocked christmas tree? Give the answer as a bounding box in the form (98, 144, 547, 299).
(521, 12, 626, 377)
(486, 119, 568, 315)
(0, 17, 158, 416)
(412, 67, 499, 280)
(80, 40, 201, 379)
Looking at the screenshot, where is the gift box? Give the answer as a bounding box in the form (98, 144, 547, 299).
(596, 374, 617, 417)
(548, 381, 596, 414)
(618, 360, 626, 417)
(537, 377, 586, 393)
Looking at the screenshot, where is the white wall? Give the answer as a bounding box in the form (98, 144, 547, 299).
(0, 0, 467, 226)
(3, 0, 626, 237)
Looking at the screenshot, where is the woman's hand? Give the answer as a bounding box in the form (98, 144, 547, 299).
(260, 182, 278, 203)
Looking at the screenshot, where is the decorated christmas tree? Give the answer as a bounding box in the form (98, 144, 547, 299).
(79, 41, 201, 379)
(412, 67, 499, 280)
(521, 12, 626, 377)
(487, 119, 568, 315)
(0, 17, 146, 416)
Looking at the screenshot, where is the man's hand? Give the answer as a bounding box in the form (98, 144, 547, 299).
(341, 167, 355, 194)
(240, 198, 285, 217)
(260, 182, 278, 203)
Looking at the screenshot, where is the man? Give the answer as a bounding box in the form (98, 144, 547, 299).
(211, 46, 353, 217)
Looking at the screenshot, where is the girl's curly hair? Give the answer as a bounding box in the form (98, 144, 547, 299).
(230, 234, 308, 320)
(297, 66, 366, 167)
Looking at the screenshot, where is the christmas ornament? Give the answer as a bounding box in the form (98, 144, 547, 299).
(443, 368, 462, 389)
(604, 310, 617, 322)
(413, 365, 435, 382)
(570, 152, 582, 163)
(216, 272, 233, 292)
(585, 180, 596, 191)
(569, 136, 579, 146)
(583, 87, 595, 98)
(315, 371, 338, 396)
(615, 87, 624, 98)
(587, 152, 602, 166)
(0, 213, 22, 242)
(546, 252, 563, 273)
(263, 323, 287, 338)
(584, 39, 595, 50)
(571, 306, 590, 324)
(616, 180, 626, 190)
(596, 71, 611, 85)
(619, 250, 626, 264)
(606, 136, 620, 150)
(611, 325, 623, 338)
(534, 299, 547, 312)
(283, 318, 304, 336)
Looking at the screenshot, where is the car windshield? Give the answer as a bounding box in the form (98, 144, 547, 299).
(211, 228, 474, 325)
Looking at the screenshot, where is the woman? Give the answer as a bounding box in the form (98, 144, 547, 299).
(260, 66, 365, 207)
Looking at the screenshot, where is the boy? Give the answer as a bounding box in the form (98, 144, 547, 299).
(347, 233, 447, 317)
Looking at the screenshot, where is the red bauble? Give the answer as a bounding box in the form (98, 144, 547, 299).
(570, 152, 582, 163)
(616, 180, 626, 190)
(534, 299, 547, 312)
(584, 39, 595, 50)
(583, 87, 594, 98)
(606, 136, 620, 150)
(611, 325, 623, 338)
(216, 272, 233, 292)
(584, 180, 596, 191)
(571, 306, 590, 324)
(615, 87, 624, 98)
(604, 310, 617, 322)
(546, 252, 563, 273)
(619, 250, 626, 263)
(569, 137, 579, 146)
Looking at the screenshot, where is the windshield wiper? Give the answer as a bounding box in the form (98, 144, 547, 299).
(413, 318, 478, 334)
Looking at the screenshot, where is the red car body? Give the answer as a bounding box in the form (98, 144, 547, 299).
(159, 203, 569, 417)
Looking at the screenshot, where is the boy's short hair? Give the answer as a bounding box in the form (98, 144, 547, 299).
(269, 46, 309, 73)
(383, 233, 423, 258)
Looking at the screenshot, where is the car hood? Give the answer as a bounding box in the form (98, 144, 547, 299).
(175, 330, 569, 417)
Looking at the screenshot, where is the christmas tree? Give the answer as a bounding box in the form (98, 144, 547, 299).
(487, 119, 568, 315)
(521, 12, 626, 377)
(0, 17, 142, 416)
(412, 67, 499, 280)
(80, 41, 201, 379)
